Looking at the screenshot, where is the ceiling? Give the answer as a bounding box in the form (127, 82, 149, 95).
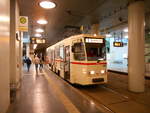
(19, 0, 150, 49)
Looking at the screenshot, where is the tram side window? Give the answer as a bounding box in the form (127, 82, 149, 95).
(55, 47, 60, 59)
(59, 46, 64, 59)
(72, 43, 85, 61)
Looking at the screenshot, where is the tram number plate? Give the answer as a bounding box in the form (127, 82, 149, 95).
(92, 78, 104, 82)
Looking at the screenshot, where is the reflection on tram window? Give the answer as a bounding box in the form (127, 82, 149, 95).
(73, 42, 85, 61)
(86, 43, 106, 61)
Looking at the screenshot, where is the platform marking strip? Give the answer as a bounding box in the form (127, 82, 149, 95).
(43, 70, 80, 113)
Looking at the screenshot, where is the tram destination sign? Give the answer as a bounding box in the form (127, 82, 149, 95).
(85, 38, 103, 43)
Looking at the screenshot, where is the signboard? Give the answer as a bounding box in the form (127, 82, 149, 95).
(85, 38, 103, 43)
(19, 16, 28, 31)
(36, 38, 45, 43)
(30, 37, 46, 44)
(113, 42, 123, 47)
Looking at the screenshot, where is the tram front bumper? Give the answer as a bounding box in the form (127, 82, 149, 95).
(92, 78, 104, 82)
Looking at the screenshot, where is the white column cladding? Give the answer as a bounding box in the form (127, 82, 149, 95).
(0, 0, 10, 112)
(19, 32, 23, 79)
(26, 43, 30, 57)
(10, 0, 20, 89)
(128, 1, 145, 92)
(10, 0, 17, 85)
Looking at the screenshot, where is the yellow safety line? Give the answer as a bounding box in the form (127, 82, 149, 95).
(43, 70, 80, 113)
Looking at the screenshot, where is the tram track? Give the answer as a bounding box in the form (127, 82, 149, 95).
(75, 85, 130, 113)
(45, 67, 127, 113)
(45, 67, 150, 113)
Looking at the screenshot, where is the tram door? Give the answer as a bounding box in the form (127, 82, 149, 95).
(64, 46, 70, 80)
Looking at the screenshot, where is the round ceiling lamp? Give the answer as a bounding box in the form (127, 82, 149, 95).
(35, 28, 44, 33)
(37, 19, 48, 25)
(35, 33, 42, 37)
(39, 1, 56, 9)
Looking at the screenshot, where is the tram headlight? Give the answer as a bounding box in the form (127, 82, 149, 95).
(89, 71, 95, 75)
(100, 70, 105, 74)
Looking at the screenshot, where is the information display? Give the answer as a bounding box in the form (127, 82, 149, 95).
(113, 42, 123, 47)
(30, 37, 46, 44)
(85, 38, 103, 43)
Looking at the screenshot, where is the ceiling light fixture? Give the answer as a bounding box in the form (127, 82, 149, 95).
(35, 28, 44, 33)
(35, 33, 42, 37)
(123, 28, 128, 32)
(33, 44, 37, 49)
(106, 34, 112, 37)
(37, 19, 48, 25)
(124, 35, 128, 38)
(39, 1, 56, 9)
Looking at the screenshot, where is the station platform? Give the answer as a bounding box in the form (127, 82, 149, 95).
(107, 62, 150, 77)
(7, 65, 150, 113)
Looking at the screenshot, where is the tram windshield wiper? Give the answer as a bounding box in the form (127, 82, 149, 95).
(97, 58, 104, 63)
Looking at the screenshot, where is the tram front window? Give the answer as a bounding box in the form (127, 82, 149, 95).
(72, 42, 85, 61)
(85, 43, 106, 61)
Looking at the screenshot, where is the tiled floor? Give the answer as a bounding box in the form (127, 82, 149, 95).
(8, 64, 150, 113)
(8, 65, 108, 113)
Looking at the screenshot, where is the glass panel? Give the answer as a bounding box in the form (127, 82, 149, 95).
(60, 46, 64, 59)
(73, 42, 85, 61)
(85, 39, 106, 61)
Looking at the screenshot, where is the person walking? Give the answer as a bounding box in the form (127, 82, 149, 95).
(34, 56, 40, 74)
(39, 58, 43, 71)
(26, 57, 31, 72)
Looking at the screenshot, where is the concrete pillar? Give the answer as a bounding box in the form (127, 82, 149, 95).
(0, 0, 10, 112)
(91, 24, 100, 35)
(19, 32, 23, 78)
(128, 0, 145, 92)
(10, 0, 20, 89)
(26, 43, 30, 57)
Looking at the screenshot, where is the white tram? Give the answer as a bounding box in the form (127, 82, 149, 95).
(46, 34, 107, 85)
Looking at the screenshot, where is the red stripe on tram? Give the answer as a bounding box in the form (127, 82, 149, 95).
(71, 62, 107, 65)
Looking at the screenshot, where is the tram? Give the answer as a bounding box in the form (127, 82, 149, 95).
(46, 34, 107, 85)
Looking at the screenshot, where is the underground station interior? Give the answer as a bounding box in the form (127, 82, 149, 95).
(0, 0, 150, 113)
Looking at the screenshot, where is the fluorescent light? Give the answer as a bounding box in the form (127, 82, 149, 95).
(33, 44, 37, 49)
(124, 35, 128, 38)
(37, 19, 48, 25)
(35, 33, 41, 37)
(123, 28, 128, 32)
(35, 28, 44, 33)
(39, 1, 56, 9)
(106, 34, 112, 37)
(0, 16, 9, 22)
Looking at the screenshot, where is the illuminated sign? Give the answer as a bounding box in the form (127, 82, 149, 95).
(36, 39, 46, 43)
(113, 42, 123, 47)
(85, 38, 103, 43)
(30, 37, 46, 44)
(19, 16, 28, 31)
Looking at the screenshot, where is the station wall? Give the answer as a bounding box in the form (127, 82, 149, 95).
(106, 37, 128, 72)
(0, 0, 10, 112)
(106, 36, 150, 74)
